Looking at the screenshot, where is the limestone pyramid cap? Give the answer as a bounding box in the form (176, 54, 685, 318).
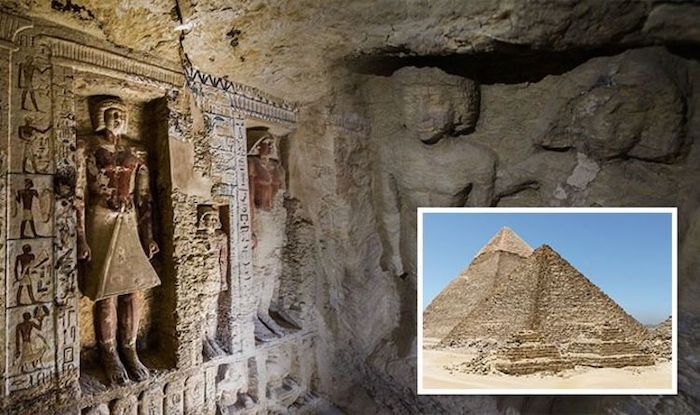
(474, 226, 534, 259)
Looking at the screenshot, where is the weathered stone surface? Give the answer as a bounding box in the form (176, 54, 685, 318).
(423, 227, 532, 339)
(440, 244, 649, 347)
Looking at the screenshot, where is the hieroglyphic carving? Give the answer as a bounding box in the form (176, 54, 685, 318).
(204, 366, 218, 415)
(7, 239, 53, 307)
(184, 373, 205, 413)
(0, 12, 32, 50)
(164, 379, 185, 415)
(0, 47, 9, 398)
(39, 37, 184, 87)
(184, 66, 297, 126)
(110, 395, 138, 415)
(51, 63, 80, 387)
(140, 387, 164, 415)
(6, 304, 55, 393)
(8, 174, 53, 239)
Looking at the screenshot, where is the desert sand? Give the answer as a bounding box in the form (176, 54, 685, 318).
(422, 343, 672, 390)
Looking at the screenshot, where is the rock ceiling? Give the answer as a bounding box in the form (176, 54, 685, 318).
(2, 0, 696, 101)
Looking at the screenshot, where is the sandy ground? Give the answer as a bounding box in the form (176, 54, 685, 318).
(422, 341, 672, 390)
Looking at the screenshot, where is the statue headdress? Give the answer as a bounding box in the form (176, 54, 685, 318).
(91, 96, 127, 131)
(247, 133, 279, 159)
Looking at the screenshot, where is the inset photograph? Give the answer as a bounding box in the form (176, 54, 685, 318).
(418, 208, 676, 395)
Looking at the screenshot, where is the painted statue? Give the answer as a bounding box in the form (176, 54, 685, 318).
(197, 206, 229, 359)
(76, 97, 160, 385)
(247, 134, 287, 341)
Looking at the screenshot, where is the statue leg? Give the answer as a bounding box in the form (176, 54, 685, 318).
(96, 297, 129, 385)
(118, 292, 149, 381)
(257, 273, 284, 337)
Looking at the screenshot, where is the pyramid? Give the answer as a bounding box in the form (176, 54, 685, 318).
(439, 245, 649, 347)
(423, 227, 533, 339)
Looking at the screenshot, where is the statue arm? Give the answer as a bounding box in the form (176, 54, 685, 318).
(75, 142, 90, 260)
(136, 164, 159, 258)
(247, 157, 257, 248)
(375, 169, 405, 277)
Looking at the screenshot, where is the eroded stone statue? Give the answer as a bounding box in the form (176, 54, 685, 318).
(197, 206, 229, 360)
(247, 134, 287, 341)
(374, 67, 496, 279)
(76, 97, 160, 385)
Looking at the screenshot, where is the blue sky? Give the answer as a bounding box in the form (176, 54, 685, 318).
(422, 212, 673, 325)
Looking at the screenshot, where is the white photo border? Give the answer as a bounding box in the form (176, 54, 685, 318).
(417, 207, 678, 395)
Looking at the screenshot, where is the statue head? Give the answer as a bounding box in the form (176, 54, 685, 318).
(24, 178, 33, 189)
(197, 207, 222, 233)
(92, 97, 128, 135)
(22, 244, 32, 254)
(392, 67, 480, 144)
(248, 133, 277, 159)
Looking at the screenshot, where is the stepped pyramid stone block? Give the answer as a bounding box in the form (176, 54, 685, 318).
(641, 316, 672, 360)
(494, 330, 574, 375)
(440, 244, 649, 347)
(423, 227, 533, 339)
(566, 323, 655, 368)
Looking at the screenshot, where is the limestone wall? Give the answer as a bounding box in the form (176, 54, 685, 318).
(0, 10, 325, 415)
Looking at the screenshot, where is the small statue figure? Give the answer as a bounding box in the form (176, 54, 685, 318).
(247, 134, 288, 341)
(196, 206, 229, 360)
(217, 362, 255, 412)
(248, 134, 285, 213)
(76, 97, 160, 385)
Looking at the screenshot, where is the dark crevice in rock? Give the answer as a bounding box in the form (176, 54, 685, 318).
(51, 0, 95, 21)
(346, 44, 637, 85)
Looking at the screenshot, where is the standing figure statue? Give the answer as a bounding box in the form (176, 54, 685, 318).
(196, 206, 229, 360)
(247, 134, 287, 341)
(76, 97, 160, 385)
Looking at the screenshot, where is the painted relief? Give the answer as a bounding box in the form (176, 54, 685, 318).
(8, 239, 53, 307)
(8, 174, 53, 239)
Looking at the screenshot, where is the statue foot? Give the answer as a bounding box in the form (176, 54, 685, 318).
(203, 336, 225, 360)
(121, 344, 149, 382)
(258, 312, 285, 337)
(254, 319, 278, 342)
(239, 393, 255, 408)
(100, 345, 130, 386)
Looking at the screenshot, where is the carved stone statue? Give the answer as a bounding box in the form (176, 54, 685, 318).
(76, 97, 160, 385)
(373, 67, 496, 280)
(247, 134, 288, 341)
(197, 205, 229, 360)
(216, 361, 255, 412)
(248, 134, 285, 214)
